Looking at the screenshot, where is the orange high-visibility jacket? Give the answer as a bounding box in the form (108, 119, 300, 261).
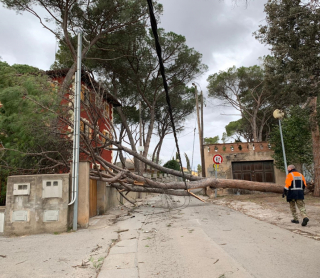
(284, 170, 307, 201)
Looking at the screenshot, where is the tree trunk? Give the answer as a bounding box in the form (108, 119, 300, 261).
(252, 109, 258, 142)
(155, 137, 164, 164)
(60, 62, 77, 97)
(115, 106, 140, 171)
(310, 97, 320, 197)
(142, 107, 155, 160)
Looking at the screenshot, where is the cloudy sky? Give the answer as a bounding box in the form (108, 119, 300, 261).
(0, 0, 270, 171)
(156, 0, 270, 171)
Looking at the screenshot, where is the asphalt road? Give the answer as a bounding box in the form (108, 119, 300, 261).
(1, 195, 319, 278)
(101, 195, 320, 278)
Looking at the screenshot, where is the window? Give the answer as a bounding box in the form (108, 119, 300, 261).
(46, 181, 51, 186)
(102, 130, 109, 143)
(105, 103, 110, 118)
(18, 184, 28, 190)
(13, 183, 30, 195)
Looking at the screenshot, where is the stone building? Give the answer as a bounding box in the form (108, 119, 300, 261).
(204, 142, 286, 186)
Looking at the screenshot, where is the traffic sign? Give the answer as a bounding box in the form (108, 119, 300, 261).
(213, 154, 223, 164)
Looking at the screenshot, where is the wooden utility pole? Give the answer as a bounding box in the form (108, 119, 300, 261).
(200, 90, 205, 178)
(193, 84, 206, 178)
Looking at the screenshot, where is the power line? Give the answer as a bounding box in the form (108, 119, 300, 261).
(146, 0, 188, 190)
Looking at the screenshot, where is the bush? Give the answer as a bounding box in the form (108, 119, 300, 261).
(163, 159, 180, 171)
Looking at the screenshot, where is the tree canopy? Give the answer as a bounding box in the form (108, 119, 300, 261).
(204, 136, 219, 144)
(255, 0, 320, 196)
(255, 0, 320, 102)
(54, 26, 207, 170)
(0, 61, 70, 174)
(269, 105, 313, 172)
(207, 65, 273, 142)
(1, 0, 157, 89)
(163, 159, 180, 171)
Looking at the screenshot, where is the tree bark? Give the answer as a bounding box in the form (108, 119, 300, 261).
(115, 106, 140, 171)
(310, 97, 320, 197)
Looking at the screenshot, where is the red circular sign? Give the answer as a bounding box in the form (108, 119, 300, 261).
(213, 154, 223, 164)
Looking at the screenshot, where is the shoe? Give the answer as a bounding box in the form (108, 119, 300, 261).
(291, 219, 299, 224)
(302, 217, 309, 226)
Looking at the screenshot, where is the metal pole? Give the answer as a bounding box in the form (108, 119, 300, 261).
(278, 119, 288, 175)
(73, 32, 82, 231)
(68, 73, 77, 206)
(200, 91, 206, 178)
(215, 165, 217, 198)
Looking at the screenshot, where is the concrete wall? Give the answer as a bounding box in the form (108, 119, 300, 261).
(4, 174, 69, 236)
(0, 207, 5, 234)
(2, 162, 149, 235)
(204, 142, 286, 185)
(98, 182, 147, 213)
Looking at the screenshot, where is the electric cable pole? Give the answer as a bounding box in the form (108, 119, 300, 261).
(200, 90, 206, 178)
(193, 84, 206, 178)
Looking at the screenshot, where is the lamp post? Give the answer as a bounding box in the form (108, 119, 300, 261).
(273, 109, 288, 175)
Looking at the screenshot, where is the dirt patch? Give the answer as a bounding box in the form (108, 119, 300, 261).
(210, 192, 320, 241)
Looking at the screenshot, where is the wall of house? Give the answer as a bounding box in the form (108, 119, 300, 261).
(98, 182, 147, 213)
(204, 142, 286, 185)
(2, 164, 148, 235)
(4, 174, 69, 236)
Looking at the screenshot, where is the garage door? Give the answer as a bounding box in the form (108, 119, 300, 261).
(232, 161, 275, 183)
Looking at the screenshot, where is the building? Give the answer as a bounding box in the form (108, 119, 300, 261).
(204, 142, 287, 187)
(0, 69, 137, 236)
(46, 69, 121, 171)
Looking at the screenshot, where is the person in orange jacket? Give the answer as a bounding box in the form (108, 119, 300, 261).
(283, 165, 309, 226)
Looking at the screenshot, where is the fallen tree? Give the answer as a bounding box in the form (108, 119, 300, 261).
(84, 134, 284, 199)
(0, 68, 285, 201)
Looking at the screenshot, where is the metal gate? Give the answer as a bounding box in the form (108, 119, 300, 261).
(232, 161, 275, 183)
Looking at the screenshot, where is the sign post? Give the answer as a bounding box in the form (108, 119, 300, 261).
(213, 155, 223, 197)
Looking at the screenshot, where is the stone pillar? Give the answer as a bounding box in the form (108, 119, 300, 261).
(77, 161, 90, 228)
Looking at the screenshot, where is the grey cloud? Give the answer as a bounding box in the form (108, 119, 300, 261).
(0, 0, 270, 169)
(0, 8, 56, 69)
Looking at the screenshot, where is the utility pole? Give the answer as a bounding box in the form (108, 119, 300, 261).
(69, 32, 82, 231)
(193, 84, 206, 178)
(200, 90, 205, 178)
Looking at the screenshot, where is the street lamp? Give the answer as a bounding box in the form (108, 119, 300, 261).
(273, 109, 288, 175)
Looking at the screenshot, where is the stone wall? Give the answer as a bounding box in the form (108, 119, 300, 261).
(4, 174, 69, 236)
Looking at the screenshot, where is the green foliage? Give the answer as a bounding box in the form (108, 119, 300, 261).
(221, 132, 228, 143)
(163, 159, 180, 171)
(225, 119, 251, 142)
(197, 164, 202, 174)
(204, 136, 219, 144)
(269, 106, 313, 171)
(255, 0, 320, 104)
(0, 61, 69, 175)
(207, 65, 273, 142)
(0, 172, 7, 205)
(184, 153, 191, 172)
